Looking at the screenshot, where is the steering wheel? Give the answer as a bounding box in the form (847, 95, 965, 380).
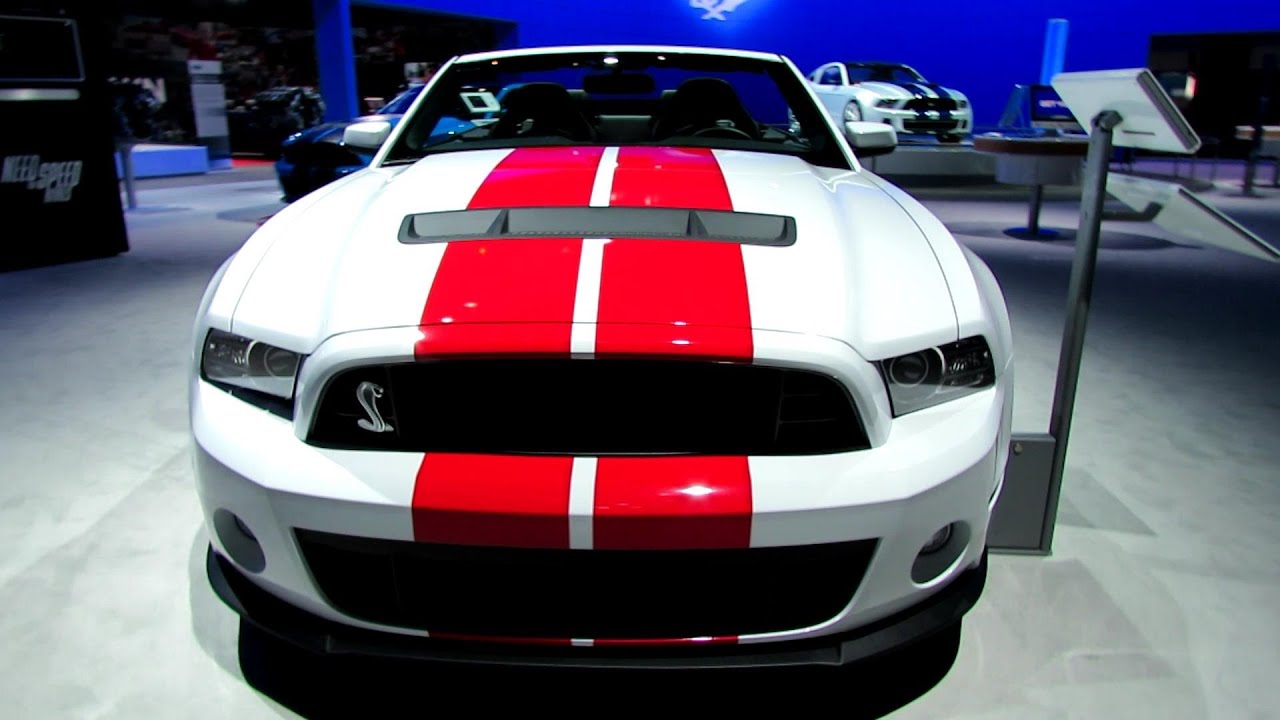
(692, 125, 755, 140)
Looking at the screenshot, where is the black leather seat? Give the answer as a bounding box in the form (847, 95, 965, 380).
(651, 77, 759, 140)
(488, 82, 595, 141)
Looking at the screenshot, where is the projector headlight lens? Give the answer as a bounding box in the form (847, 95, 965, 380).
(202, 329, 302, 398)
(880, 336, 995, 416)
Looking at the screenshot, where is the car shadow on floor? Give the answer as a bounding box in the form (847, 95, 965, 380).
(238, 620, 960, 718)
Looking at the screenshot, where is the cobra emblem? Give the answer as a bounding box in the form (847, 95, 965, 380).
(356, 381, 394, 433)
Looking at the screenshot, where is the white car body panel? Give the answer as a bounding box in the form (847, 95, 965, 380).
(191, 45, 1012, 656)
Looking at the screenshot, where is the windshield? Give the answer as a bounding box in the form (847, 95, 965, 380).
(845, 64, 924, 84)
(383, 50, 849, 169)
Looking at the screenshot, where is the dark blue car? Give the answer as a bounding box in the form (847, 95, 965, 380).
(275, 86, 423, 202)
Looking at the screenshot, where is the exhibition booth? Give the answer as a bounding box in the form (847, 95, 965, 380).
(3, 1, 1280, 718)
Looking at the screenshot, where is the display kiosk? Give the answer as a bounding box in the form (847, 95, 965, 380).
(0, 9, 127, 271)
(989, 68, 1279, 552)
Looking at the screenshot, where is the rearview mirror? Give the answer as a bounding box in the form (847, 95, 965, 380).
(343, 121, 392, 150)
(845, 121, 897, 158)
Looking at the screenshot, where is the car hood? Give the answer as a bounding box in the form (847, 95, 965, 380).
(853, 81, 965, 101)
(227, 147, 961, 361)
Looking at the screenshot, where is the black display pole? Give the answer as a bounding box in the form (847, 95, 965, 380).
(1027, 184, 1044, 236)
(1242, 54, 1274, 196)
(1037, 109, 1122, 551)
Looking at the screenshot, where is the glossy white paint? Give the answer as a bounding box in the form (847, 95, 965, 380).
(715, 150, 960, 360)
(190, 45, 1014, 650)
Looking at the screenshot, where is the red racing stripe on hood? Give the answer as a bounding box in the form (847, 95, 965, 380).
(413, 147, 603, 548)
(596, 146, 753, 359)
(416, 146, 605, 357)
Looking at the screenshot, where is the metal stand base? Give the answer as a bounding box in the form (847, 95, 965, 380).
(989, 110, 1122, 554)
(988, 434, 1056, 553)
(1002, 227, 1074, 240)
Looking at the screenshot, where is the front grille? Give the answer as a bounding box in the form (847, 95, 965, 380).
(904, 97, 958, 112)
(308, 359, 868, 455)
(297, 530, 877, 639)
(903, 119, 961, 132)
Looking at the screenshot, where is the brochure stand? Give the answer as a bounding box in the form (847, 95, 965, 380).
(990, 69, 1246, 552)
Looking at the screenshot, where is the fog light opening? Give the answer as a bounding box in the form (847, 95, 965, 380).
(911, 521, 970, 585)
(233, 514, 258, 541)
(921, 524, 953, 555)
(213, 509, 266, 574)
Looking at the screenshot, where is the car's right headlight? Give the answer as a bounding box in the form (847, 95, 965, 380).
(201, 329, 302, 399)
(876, 98, 898, 108)
(878, 336, 995, 416)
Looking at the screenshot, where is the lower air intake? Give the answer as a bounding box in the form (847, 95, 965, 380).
(297, 530, 877, 639)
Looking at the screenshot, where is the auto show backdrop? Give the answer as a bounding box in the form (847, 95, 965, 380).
(343, 0, 1280, 129)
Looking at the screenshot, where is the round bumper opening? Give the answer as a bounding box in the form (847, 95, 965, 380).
(911, 522, 970, 584)
(213, 509, 266, 573)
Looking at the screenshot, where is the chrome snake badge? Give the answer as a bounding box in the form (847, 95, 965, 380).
(356, 381, 394, 433)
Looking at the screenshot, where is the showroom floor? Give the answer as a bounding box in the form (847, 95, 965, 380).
(1, 165, 1278, 718)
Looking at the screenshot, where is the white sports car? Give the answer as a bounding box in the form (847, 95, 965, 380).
(809, 62, 973, 142)
(192, 45, 1012, 667)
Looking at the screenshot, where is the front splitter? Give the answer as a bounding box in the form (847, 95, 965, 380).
(208, 546, 985, 669)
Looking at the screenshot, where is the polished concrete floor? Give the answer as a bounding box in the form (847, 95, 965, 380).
(1, 168, 1278, 718)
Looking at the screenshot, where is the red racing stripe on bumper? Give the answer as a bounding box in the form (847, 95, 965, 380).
(412, 454, 573, 548)
(596, 146, 752, 359)
(593, 456, 753, 550)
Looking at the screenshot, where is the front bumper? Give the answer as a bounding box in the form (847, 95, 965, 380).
(209, 545, 986, 668)
(870, 108, 972, 136)
(192, 367, 1006, 654)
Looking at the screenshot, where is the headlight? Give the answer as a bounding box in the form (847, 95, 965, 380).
(876, 98, 898, 108)
(879, 336, 994, 416)
(202, 329, 302, 399)
(956, 99, 969, 109)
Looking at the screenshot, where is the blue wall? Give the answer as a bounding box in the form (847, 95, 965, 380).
(350, 0, 1280, 126)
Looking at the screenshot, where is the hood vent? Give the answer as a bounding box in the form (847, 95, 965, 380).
(398, 206, 796, 247)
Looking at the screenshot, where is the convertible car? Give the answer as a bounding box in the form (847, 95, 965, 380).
(192, 45, 1012, 667)
(809, 62, 972, 142)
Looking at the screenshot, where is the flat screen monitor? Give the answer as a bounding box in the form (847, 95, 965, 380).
(0, 15, 83, 82)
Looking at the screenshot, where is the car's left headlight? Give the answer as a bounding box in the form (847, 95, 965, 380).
(879, 336, 994, 416)
(956, 99, 969, 109)
(201, 329, 302, 399)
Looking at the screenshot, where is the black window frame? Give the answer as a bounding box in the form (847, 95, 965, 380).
(381, 50, 852, 171)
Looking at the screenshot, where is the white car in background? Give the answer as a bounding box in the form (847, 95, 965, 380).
(809, 62, 973, 142)
(192, 44, 1011, 668)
